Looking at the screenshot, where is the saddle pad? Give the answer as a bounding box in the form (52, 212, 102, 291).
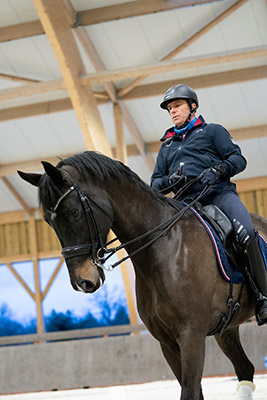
(190, 207, 244, 284)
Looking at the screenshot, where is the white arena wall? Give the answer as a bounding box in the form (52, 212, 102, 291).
(0, 323, 266, 394)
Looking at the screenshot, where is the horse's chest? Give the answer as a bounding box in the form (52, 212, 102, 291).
(135, 281, 171, 341)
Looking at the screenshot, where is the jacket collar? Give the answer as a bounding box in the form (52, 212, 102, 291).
(160, 115, 205, 142)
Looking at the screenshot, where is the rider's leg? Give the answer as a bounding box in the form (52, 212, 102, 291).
(212, 190, 267, 326)
(244, 235, 267, 325)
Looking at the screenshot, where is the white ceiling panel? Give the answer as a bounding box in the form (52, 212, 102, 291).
(236, 138, 267, 179)
(0, 178, 23, 211)
(0, 0, 37, 26)
(219, 0, 267, 49)
(0, 36, 62, 80)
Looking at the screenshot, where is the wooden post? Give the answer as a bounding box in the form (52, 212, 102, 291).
(112, 104, 139, 325)
(28, 214, 44, 334)
(33, 0, 112, 157)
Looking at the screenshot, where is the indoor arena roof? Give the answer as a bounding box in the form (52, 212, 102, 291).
(0, 0, 267, 214)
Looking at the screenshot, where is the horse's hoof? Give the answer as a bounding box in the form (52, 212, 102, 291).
(236, 380, 256, 399)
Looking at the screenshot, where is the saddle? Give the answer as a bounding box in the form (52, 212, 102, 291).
(193, 203, 245, 276)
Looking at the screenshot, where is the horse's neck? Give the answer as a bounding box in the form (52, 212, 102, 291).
(108, 182, 169, 244)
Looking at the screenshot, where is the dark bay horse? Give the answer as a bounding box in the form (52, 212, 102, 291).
(18, 151, 266, 400)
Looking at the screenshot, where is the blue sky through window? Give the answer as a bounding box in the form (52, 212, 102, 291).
(0, 256, 128, 331)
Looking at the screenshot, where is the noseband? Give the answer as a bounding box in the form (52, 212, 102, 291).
(49, 176, 110, 264)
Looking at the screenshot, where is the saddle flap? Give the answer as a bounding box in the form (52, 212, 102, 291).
(203, 205, 233, 240)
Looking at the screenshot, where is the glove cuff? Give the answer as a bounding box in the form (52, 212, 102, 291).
(212, 163, 229, 178)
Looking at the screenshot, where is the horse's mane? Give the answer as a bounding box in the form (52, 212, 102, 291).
(39, 151, 177, 210)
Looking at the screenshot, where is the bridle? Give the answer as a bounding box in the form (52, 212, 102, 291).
(49, 177, 112, 266)
(47, 171, 210, 271)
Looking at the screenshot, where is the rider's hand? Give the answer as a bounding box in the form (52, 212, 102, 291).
(200, 163, 229, 186)
(168, 172, 187, 191)
(199, 168, 219, 186)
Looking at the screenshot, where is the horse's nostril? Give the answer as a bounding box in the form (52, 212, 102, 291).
(80, 279, 95, 293)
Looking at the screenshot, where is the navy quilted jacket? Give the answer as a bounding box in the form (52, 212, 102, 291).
(150, 116, 246, 198)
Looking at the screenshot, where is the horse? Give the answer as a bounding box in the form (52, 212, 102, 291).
(18, 151, 266, 400)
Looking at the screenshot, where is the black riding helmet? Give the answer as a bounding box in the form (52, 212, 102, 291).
(160, 84, 199, 111)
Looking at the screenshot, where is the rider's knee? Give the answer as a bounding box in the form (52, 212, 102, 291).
(232, 219, 255, 246)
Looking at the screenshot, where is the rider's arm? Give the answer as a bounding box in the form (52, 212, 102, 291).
(210, 124, 247, 179)
(150, 146, 170, 193)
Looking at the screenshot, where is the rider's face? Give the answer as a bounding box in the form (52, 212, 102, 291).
(167, 99, 191, 127)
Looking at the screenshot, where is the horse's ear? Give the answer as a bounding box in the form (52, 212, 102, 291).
(17, 170, 42, 187)
(41, 161, 63, 185)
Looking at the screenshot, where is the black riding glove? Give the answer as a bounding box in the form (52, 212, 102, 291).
(200, 164, 228, 186)
(168, 172, 187, 192)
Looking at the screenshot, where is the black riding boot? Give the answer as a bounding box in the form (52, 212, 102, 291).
(245, 235, 267, 326)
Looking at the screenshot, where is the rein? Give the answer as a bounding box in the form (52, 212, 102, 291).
(50, 171, 209, 270)
(101, 181, 210, 269)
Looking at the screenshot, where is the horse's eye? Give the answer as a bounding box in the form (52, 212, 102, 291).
(70, 209, 80, 220)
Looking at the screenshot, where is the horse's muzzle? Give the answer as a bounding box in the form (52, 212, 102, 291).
(72, 265, 105, 293)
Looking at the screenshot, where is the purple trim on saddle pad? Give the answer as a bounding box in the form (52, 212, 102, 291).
(190, 207, 243, 284)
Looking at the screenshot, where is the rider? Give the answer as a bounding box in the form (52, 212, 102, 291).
(151, 83, 267, 326)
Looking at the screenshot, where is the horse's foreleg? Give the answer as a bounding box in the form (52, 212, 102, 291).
(160, 341, 204, 400)
(178, 334, 206, 400)
(214, 326, 254, 382)
(160, 342, 182, 382)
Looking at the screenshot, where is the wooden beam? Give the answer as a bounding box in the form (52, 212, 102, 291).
(1, 125, 267, 178)
(0, 20, 44, 42)
(0, 154, 69, 177)
(78, 0, 217, 26)
(0, 1, 217, 43)
(0, 79, 65, 102)
(75, 27, 117, 103)
(0, 64, 264, 124)
(74, 25, 153, 171)
(6, 263, 35, 300)
(28, 214, 44, 334)
(119, 102, 155, 172)
(0, 98, 73, 122)
(0, 154, 74, 177)
(162, 0, 248, 60)
(0, 64, 264, 122)
(125, 124, 267, 156)
(0, 210, 29, 225)
(0, 96, 108, 122)
(0, 62, 263, 106)
(234, 176, 267, 193)
(81, 46, 267, 85)
(0, 73, 39, 84)
(111, 105, 139, 326)
(118, 0, 248, 97)
(113, 103, 126, 162)
(231, 125, 267, 141)
(42, 257, 64, 300)
(123, 66, 267, 100)
(33, 0, 112, 156)
(1, 177, 31, 213)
